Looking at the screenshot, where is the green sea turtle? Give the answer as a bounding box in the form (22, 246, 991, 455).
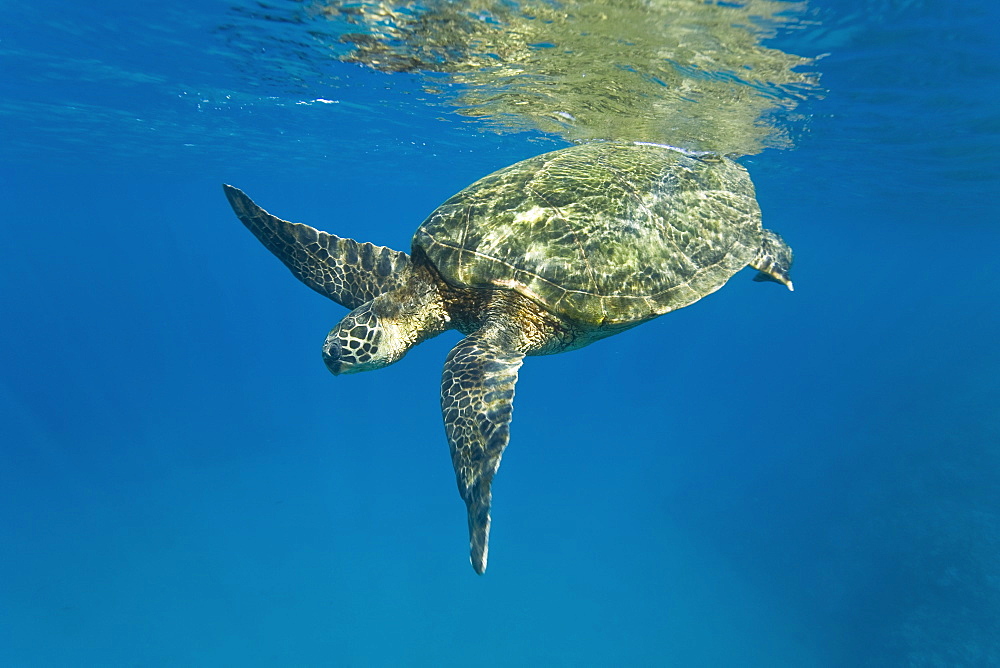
(223, 141, 793, 574)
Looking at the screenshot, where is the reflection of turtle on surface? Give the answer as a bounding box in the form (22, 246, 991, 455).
(224, 141, 793, 574)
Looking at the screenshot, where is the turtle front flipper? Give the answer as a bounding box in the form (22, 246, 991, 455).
(223, 185, 412, 309)
(441, 325, 525, 574)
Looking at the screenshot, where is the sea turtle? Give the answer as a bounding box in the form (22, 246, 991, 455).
(223, 141, 793, 574)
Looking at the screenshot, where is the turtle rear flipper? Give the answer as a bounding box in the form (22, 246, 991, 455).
(750, 228, 794, 291)
(224, 185, 412, 308)
(441, 321, 525, 574)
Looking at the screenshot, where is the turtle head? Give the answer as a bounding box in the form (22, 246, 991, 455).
(323, 275, 452, 375)
(322, 300, 406, 375)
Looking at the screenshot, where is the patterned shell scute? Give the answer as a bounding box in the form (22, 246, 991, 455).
(413, 142, 763, 326)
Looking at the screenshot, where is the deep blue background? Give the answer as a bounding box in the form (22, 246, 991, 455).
(2, 1, 998, 665)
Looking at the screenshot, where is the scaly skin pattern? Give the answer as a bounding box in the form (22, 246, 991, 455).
(441, 324, 523, 575)
(224, 184, 412, 309)
(413, 142, 764, 326)
(437, 290, 569, 574)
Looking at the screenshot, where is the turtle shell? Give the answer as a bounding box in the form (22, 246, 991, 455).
(413, 142, 763, 326)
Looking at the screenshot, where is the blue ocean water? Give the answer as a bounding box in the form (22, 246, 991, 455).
(2, 1, 998, 666)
